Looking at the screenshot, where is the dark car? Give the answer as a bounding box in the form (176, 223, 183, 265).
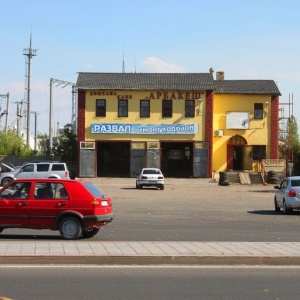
(0, 179, 114, 239)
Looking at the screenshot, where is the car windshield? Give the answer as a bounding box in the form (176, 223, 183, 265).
(143, 169, 161, 175)
(82, 182, 105, 197)
(291, 180, 300, 187)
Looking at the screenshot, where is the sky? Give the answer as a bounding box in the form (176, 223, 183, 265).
(0, 0, 300, 135)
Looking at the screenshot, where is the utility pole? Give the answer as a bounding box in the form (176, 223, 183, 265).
(31, 111, 38, 151)
(15, 100, 24, 137)
(23, 34, 37, 146)
(0, 93, 9, 134)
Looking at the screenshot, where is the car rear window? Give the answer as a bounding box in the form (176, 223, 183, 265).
(37, 164, 50, 172)
(82, 182, 105, 197)
(291, 180, 300, 187)
(143, 169, 161, 175)
(51, 164, 66, 171)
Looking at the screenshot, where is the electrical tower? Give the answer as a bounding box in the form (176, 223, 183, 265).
(49, 78, 77, 151)
(23, 34, 37, 146)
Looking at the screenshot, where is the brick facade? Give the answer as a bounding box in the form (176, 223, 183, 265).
(270, 95, 279, 159)
(205, 90, 214, 176)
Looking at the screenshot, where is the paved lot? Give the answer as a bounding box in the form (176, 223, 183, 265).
(2, 177, 300, 265)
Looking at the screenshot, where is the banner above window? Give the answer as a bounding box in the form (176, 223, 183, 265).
(91, 123, 198, 134)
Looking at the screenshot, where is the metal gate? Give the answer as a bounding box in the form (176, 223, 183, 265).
(193, 142, 208, 178)
(79, 142, 95, 177)
(147, 142, 160, 169)
(130, 142, 146, 177)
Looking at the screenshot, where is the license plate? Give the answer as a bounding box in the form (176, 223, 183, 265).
(101, 200, 108, 206)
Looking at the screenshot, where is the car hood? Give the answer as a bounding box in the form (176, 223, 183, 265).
(0, 163, 15, 172)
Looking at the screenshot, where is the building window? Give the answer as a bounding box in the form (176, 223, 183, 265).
(254, 103, 263, 119)
(118, 100, 128, 117)
(96, 99, 106, 117)
(162, 100, 172, 118)
(252, 145, 266, 160)
(140, 100, 150, 118)
(185, 100, 195, 117)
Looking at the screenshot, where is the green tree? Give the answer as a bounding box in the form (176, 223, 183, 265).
(284, 116, 300, 175)
(37, 133, 48, 155)
(0, 130, 33, 156)
(53, 124, 77, 161)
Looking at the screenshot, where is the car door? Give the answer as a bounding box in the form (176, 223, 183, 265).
(27, 182, 71, 228)
(15, 164, 35, 179)
(276, 180, 287, 207)
(0, 182, 31, 226)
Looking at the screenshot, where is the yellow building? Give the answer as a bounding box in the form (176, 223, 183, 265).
(75, 72, 281, 178)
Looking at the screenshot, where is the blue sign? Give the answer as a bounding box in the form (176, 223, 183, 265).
(91, 123, 198, 134)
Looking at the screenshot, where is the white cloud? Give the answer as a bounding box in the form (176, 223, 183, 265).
(139, 57, 186, 73)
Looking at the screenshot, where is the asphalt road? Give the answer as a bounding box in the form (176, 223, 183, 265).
(1, 265, 300, 299)
(1, 178, 299, 242)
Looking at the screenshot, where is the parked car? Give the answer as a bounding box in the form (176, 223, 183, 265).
(274, 176, 300, 214)
(0, 178, 114, 239)
(0, 162, 70, 187)
(0, 162, 16, 173)
(136, 168, 164, 190)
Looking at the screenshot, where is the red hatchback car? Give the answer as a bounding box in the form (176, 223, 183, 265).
(0, 179, 114, 239)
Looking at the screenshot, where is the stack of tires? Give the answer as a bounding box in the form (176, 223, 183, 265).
(267, 170, 279, 184)
(218, 171, 230, 186)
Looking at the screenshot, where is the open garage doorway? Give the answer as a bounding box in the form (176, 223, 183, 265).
(97, 142, 130, 177)
(161, 141, 193, 178)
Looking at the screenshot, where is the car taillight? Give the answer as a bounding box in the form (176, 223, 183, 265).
(91, 199, 99, 208)
(65, 171, 69, 177)
(289, 190, 297, 197)
(141, 176, 147, 179)
(158, 176, 164, 179)
(91, 198, 109, 208)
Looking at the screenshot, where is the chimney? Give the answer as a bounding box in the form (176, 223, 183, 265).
(216, 71, 224, 81)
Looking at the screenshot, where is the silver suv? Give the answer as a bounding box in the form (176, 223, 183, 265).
(0, 162, 70, 187)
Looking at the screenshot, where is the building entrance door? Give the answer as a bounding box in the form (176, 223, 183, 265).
(233, 146, 243, 171)
(97, 141, 130, 177)
(227, 135, 247, 171)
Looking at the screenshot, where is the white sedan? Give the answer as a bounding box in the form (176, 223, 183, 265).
(136, 168, 164, 190)
(274, 176, 300, 214)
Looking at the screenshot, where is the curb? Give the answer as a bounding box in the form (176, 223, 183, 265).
(2, 255, 300, 266)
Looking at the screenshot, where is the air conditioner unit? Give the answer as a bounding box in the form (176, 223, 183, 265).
(214, 130, 224, 137)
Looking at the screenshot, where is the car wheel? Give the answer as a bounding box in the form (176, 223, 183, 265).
(1, 177, 12, 187)
(283, 201, 291, 215)
(82, 227, 100, 239)
(274, 198, 280, 212)
(139, 184, 143, 189)
(136, 181, 139, 189)
(59, 217, 82, 240)
(160, 185, 164, 190)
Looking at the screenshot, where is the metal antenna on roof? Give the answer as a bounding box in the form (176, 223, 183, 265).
(122, 41, 125, 73)
(122, 52, 125, 73)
